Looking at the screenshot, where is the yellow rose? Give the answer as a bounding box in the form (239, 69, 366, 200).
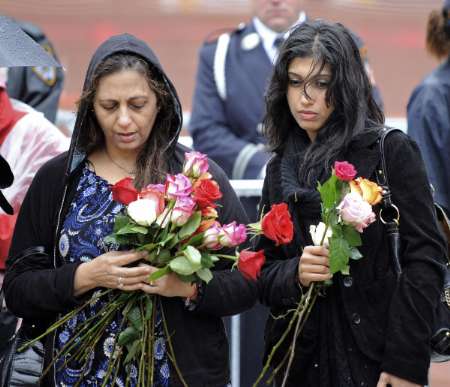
(349, 177, 383, 205)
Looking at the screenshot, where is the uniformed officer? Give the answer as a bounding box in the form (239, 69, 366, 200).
(189, 1, 383, 385)
(408, 0, 450, 217)
(6, 20, 64, 123)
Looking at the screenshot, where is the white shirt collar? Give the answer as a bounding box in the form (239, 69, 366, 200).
(252, 12, 306, 63)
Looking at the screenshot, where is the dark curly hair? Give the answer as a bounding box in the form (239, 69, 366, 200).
(426, 6, 450, 59)
(263, 20, 384, 186)
(76, 53, 176, 188)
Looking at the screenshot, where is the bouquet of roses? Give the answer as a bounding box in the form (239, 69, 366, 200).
(255, 161, 382, 387)
(21, 151, 293, 386)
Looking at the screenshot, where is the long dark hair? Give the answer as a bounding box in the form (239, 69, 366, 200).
(426, 5, 450, 59)
(77, 53, 175, 188)
(264, 20, 384, 186)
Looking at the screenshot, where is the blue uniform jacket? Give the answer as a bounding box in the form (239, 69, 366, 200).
(6, 20, 63, 123)
(189, 22, 272, 180)
(189, 19, 383, 181)
(407, 56, 450, 214)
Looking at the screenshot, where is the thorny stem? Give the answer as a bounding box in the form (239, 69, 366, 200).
(280, 284, 319, 387)
(160, 298, 189, 387)
(252, 294, 309, 387)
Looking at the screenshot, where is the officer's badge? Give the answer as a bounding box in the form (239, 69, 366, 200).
(241, 33, 260, 51)
(32, 66, 57, 86)
(32, 42, 57, 86)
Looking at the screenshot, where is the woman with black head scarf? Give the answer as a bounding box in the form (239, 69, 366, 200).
(256, 20, 447, 387)
(4, 34, 255, 386)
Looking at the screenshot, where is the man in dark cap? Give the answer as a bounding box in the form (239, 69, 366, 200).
(6, 20, 64, 123)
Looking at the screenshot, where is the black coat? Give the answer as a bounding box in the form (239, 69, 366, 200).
(4, 33, 256, 387)
(256, 130, 447, 386)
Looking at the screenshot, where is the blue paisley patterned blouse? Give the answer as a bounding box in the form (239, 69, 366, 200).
(55, 165, 170, 387)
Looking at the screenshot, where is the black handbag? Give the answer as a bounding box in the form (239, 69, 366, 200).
(376, 127, 450, 363)
(0, 289, 45, 386)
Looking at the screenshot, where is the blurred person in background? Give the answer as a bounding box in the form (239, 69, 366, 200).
(0, 67, 68, 349)
(189, 1, 383, 384)
(407, 0, 450, 217)
(6, 20, 64, 123)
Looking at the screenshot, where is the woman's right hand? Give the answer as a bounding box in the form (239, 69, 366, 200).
(73, 250, 151, 296)
(298, 245, 332, 287)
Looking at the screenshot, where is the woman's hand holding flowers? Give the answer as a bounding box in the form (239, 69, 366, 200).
(140, 266, 197, 299)
(73, 250, 150, 296)
(298, 246, 332, 287)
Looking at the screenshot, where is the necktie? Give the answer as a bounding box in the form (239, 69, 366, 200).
(273, 36, 285, 50)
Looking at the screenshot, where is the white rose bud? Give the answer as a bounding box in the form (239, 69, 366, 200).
(127, 199, 159, 226)
(309, 222, 333, 247)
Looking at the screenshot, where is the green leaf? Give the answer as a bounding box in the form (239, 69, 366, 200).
(201, 253, 215, 269)
(153, 249, 171, 266)
(196, 268, 213, 283)
(169, 256, 196, 275)
(329, 237, 351, 274)
(178, 211, 202, 240)
(183, 246, 202, 266)
(210, 255, 219, 262)
(116, 223, 148, 235)
(118, 326, 140, 346)
(178, 274, 197, 283)
(148, 266, 171, 282)
(342, 225, 362, 247)
(127, 306, 142, 331)
(124, 340, 140, 364)
(317, 174, 339, 211)
(144, 297, 153, 320)
(349, 247, 363, 261)
(183, 233, 204, 247)
(165, 234, 180, 249)
(341, 265, 350, 276)
(114, 214, 130, 232)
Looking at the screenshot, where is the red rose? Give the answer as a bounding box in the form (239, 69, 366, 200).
(193, 178, 222, 209)
(238, 249, 265, 280)
(111, 177, 138, 205)
(261, 203, 294, 246)
(334, 161, 357, 181)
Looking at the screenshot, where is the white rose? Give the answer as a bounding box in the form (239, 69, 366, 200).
(127, 199, 159, 226)
(309, 222, 333, 247)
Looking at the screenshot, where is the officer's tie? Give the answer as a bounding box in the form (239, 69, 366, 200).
(273, 35, 285, 50)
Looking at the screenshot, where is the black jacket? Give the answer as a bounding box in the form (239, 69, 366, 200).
(4, 34, 256, 387)
(256, 130, 447, 386)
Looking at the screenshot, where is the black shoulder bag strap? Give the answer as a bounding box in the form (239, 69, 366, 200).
(375, 127, 403, 280)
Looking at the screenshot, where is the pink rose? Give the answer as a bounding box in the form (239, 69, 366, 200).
(165, 174, 192, 200)
(334, 161, 357, 182)
(218, 222, 247, 247)
(145, 183, 166, 194)
(337, 192, 376, 233)
(203, 222, 222, 250)
(171, 196, 196, 226)
(183, 151, 209, 178)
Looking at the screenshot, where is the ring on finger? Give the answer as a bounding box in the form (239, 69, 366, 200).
(117, 276, 124, 289)
(149, 280, 156, 287)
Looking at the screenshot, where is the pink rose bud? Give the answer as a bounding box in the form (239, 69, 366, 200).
(183, 151, 209, 178)
(145, 183, 166, 194)
(203, 223, 222, 250)
(218, 221, 247, 247)
(171, 196, 196, 226)
(166, 174, 192, 200)
(337, 192, 376, 233)
(334, 161, 357, 181)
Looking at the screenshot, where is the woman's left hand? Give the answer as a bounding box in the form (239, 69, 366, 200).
(377, 372, 422, 387)
(140, 266, 197, 299)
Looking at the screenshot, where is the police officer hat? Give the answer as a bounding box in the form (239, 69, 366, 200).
(0, 155, 13, 215)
